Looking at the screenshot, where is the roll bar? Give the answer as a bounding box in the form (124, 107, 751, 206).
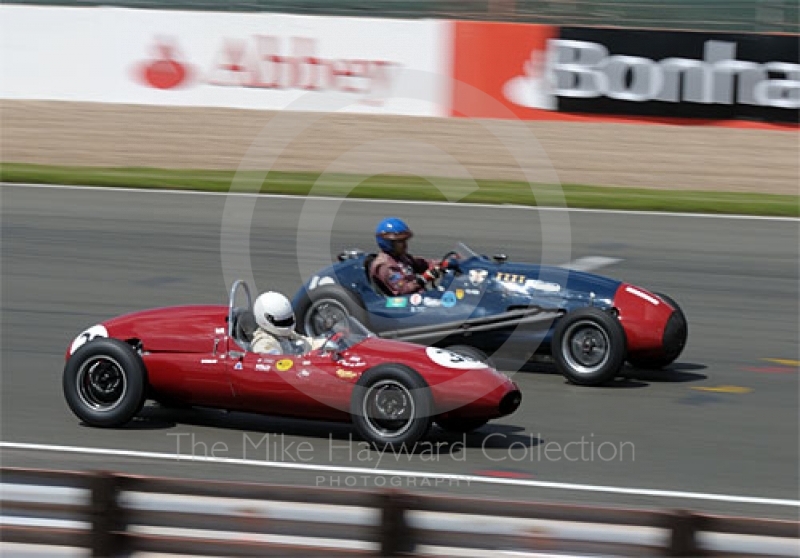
(228, 280, 253, 338)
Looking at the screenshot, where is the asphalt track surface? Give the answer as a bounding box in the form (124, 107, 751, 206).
(1, 184, 798, 521)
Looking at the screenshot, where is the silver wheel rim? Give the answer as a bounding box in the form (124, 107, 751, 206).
(76, 355, 128, 412)
(561, 319, 611, 375)
(305, 299, 349, 336)
(361, 380, 415, 439)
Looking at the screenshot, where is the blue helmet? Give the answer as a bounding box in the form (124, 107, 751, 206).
(375, 217, 413, 252)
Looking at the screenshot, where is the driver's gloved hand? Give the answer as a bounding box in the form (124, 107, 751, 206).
(442, 259, 462, 275)
(416, 267, 440, 289)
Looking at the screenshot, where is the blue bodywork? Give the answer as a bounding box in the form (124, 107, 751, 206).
(292, 247, 623, 356)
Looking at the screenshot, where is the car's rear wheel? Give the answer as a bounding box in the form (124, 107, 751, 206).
(295, 285, 370, 336)
(63, 338, 146, 427)
(552, 308, 626, 386)
(350, 364, 432, 450)
(435, 417, 489, 433)
(627, 292, 688, 370)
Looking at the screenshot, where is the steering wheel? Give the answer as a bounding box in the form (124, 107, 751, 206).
(328, 331, 346, 344)
(438, 250, 462, 278)
(417, 251, 462, 290)
(440, 250, 461, 267)
(420, 251, 461, 290)
(321, 330, 346, 352)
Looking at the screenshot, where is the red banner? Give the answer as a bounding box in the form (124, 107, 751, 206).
(451, 21, 558, 120)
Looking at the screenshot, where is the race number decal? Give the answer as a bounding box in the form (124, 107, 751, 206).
(425, 347, 486, 370)
(69, 324, 108, 354)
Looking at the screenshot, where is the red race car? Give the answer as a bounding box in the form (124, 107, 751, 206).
(62, 280, 522, 449)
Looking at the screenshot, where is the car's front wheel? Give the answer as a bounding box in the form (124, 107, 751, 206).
(350, 364, 432, 450)
(552, 308, 626, 386)
(63, 338, 146, 427)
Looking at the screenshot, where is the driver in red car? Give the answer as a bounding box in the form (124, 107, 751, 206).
(251, 291, 319, 355)
(370, 217, 442, 296)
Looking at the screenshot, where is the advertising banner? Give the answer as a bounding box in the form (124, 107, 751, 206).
(1, 5, 449, 116)
(3, 6, 797, 126)
(450, 21, 799, 126)
(451, 21, 559, 120)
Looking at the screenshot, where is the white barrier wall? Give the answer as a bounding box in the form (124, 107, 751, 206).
(1, 5, 450, 116)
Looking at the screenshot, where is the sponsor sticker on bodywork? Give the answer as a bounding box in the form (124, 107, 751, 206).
(385, 297, 408, 308)
(339, 356, 366, 368)
(525, 279, 561, 292)
(276, 359, 294, 371)
(496, 272, 526, 284)
(469, 269, 488, 285)
(336, 369, 358, 380)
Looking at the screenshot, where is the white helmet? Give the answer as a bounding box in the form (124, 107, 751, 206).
(253, 291, 296, 337)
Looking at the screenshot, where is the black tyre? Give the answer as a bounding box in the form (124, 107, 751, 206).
(295, 285, 370, 336)
(435, 417, 489, 433)
(63, 338, 147, 427)
(627, 292, 688, 370)
(552, 307, 627, 386)
(350, 364, 432, 450)
(445, 345, 496, 370)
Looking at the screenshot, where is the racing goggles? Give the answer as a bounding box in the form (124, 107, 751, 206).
(267, 313, 295, 328)
(379, 230, 413, 241)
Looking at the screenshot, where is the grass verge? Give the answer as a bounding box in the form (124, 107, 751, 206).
(1, 162, 797, 217)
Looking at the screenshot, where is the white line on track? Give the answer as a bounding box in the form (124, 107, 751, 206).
(2, 182, 798, 222)
(2, 441, 798, 507)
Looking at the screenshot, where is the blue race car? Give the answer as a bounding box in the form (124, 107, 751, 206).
(292, 243, 687, 386)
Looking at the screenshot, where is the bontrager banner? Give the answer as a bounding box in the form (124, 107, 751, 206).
(450, 21, 799, 126)
(1, 5, 449, 116)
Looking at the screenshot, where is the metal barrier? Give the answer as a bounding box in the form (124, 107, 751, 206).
(1, 467, 799, 556)
(8, 0, 800, 32)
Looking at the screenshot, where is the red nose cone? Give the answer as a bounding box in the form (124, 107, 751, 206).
(612, 283, 674, 352)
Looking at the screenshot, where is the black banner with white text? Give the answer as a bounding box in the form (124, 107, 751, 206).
(551, 28, 799, 124)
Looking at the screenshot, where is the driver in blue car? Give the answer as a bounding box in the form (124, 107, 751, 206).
(370, 217, 442, 296)
(251, 291, 321, 355)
